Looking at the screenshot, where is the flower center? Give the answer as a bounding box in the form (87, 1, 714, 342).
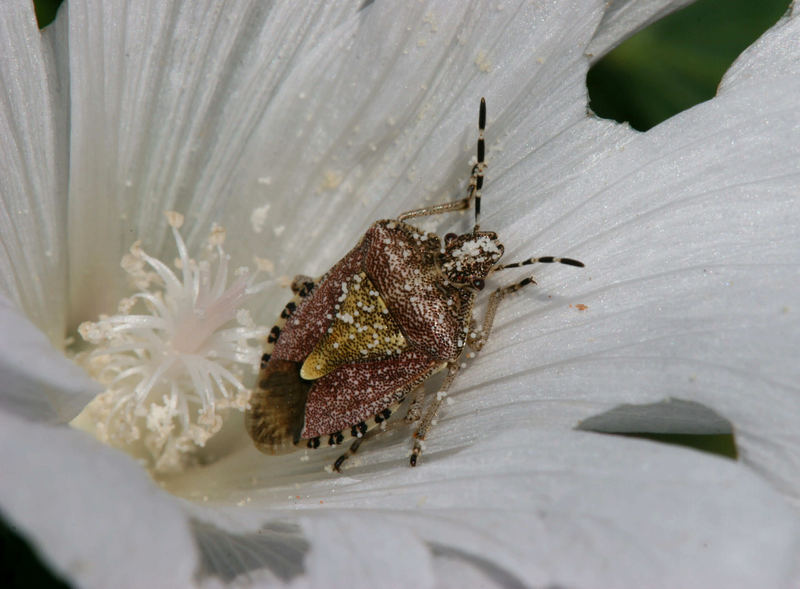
(73, 212, 271, 473)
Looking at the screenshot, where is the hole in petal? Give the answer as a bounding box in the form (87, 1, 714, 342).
(33, 0, 63, 27)
(577, 398, 737, 459)
(615, 432, 737, 460)
(577, 398, 732, 434)
(587, 0, 790, 130)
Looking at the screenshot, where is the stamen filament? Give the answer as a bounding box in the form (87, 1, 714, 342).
(73, 212, 273, 472)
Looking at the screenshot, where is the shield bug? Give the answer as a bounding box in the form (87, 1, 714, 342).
(246, 99, 584, 470)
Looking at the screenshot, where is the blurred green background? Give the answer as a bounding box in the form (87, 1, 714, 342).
(2, 0, 791, 587)
(588, 0, 790, 130)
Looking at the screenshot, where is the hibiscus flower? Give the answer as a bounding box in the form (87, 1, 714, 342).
(2, 1, 799, 587)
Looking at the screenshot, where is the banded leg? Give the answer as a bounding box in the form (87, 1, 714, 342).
(467, 279, 532, 352)
(469, 257, 584, 351)
(397, 98, 487, 227)
(290, 274, 317, 296)
(404, 385, 427, 424)
(410, 361, 461, 466)
(329, 391, 416, 471)
(333, 437, 364, 472)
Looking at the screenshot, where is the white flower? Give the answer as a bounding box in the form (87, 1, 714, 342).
(1, 1, 800, 588)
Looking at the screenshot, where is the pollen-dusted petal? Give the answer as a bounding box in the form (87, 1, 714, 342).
(63, 1, 366, 319)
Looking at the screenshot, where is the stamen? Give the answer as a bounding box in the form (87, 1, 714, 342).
(73, 212, 272, 472)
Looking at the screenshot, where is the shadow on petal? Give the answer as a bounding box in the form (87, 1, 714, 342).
(192, 520, 308, 584)
(430, 543, 527, 589)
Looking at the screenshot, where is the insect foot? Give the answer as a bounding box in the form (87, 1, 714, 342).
(246, 98, 584, 471)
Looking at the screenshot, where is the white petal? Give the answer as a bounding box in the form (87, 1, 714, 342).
(698, 5, 800, 506)
(718, 2, 800, 90)
(300, 513, 434, 588)
(63, 0, 364, 321)
(0, 0, 68, 343)
(463, 10, 800, 504)
(586, 0, 695, 60)
(178, 430, 800, 588)
(431, 550, 520, 589)
(0, 295, 99, 422)
(212, 0, 608, 285)
(0, 410, 197, 589)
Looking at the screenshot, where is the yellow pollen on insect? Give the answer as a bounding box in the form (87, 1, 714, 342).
(300, 272, 406, 379)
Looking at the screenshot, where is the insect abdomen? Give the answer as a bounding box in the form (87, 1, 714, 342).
(246, 359, 310, 454)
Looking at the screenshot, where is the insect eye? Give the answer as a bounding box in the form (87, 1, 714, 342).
(471, 278, 485, 290)
(445, 233, 458, 244)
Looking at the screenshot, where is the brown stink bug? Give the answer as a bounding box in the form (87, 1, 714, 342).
(246, 99, 584, 470)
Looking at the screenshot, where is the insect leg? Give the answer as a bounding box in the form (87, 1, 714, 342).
(404, 385, 427, 424)
(397, 99, 487, 224)
(395, 196, 471, 222)
(333, 437, 364, 472)
(290, 275, 318, 297)
(468, 257, 585, 351)
(410, 361, 461, 466)
(467, 276, 540, 352)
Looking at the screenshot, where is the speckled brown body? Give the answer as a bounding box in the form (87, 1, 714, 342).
(246, 220, 476, 452)
(246, 98, 583, 467)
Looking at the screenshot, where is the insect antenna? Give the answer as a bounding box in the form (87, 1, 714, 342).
(471, 97, 487, 231)
(396, 98, 487, 225)
(494, 256, 585, 271)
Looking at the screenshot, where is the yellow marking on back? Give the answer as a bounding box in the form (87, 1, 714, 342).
(301, 272, 407, 379)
